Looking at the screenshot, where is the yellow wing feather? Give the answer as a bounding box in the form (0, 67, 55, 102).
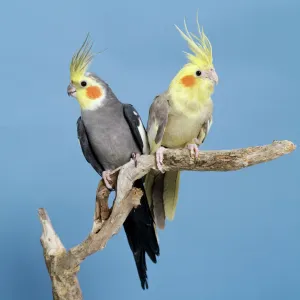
(163, 171, 180, 221)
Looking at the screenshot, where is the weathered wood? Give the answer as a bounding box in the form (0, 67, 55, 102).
(38, 140, 296, 300)
(38, 209, 82, 300)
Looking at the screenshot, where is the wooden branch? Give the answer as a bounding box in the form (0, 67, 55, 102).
(38, 209, 82, 300)
(92, 180, 110, 233)
(38, 140, 295, 300)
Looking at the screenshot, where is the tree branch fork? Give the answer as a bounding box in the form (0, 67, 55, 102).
(38, 140, 295, 300)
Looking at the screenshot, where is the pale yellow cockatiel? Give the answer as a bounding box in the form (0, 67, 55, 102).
(145, 17, 218, 229)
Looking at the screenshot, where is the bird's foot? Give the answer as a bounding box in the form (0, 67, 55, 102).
(102, 170, 113, 190)
(131, 152, 141, 167)
(156, 146, 166, 173)
(186, 143, 200, 158)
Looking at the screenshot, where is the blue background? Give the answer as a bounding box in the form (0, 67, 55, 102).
(1, 0, 299, 299)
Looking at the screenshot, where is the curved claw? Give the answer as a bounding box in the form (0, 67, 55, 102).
(186, 143, 200, 158)
(156, 146, 166, 173)
(102, 170, 113, 189)
(131, 152, 141, 167)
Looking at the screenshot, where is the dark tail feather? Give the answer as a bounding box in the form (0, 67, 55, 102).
(123, 178, 160, 289)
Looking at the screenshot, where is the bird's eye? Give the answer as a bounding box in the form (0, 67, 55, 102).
(195, 70, 202, 77)
(80, 81, 87, 87)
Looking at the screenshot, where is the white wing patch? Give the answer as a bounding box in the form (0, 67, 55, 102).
(207, 116, 213, 134)
(136, 114, 150, 154)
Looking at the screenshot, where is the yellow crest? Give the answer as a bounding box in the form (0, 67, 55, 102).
(175, 15, 213, 69)
(70, 33, 95, 82)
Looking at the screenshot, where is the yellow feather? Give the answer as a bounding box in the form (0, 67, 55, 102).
(175, 15, 213, 70)
(163, 171, 180, 220)
(148, 121, 160, 154)
(69, 34, 106, 83)
(145, 171, 155, 209)
(70, 33, 94, 82)
(169, 64, 215, 104)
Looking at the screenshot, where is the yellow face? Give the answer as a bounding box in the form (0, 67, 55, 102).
(172, 17, 219, 102)
(67, 74, 106, 110)
(68, 34, 108, 110)
(170, 63, 218, 102)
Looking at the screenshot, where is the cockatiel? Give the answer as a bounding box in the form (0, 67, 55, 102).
(145, 18, 218, 229)
(67, 34, 159, 289)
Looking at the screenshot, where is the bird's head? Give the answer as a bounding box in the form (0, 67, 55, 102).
(67, 34, 107, 110)
(170, 17, 218, 102)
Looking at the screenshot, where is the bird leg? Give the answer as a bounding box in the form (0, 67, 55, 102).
(186, 143, 200, 158)
(102, 170, 113, 190)
(131, 152, 141, 167)
(156, 146, 166, 173)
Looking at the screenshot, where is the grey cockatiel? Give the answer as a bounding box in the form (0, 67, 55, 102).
(145, 19, 218, 229)
(67, 35, 159, 289)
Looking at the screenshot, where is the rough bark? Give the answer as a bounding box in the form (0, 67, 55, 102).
(38, 140, 295, 300)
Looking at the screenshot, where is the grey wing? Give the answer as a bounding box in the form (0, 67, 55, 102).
(197, 114, 213, 145)
(123, 104, 149, 154)
(147, 92, 170, 154)
(77, 117, 104, 176)
(145, 93, 169, 229)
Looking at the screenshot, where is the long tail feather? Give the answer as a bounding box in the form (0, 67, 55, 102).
(123, 179, 160, 289)
(152, 173, 166, 229)
(163, 171, 180, 220)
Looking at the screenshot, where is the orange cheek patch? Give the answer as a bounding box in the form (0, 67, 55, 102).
(181, 75, 196, 87)
(86, 86, 102, 100)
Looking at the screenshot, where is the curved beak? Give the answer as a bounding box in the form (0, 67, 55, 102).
(67, 83, 76, 97)
(208, 68, 219, 85)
